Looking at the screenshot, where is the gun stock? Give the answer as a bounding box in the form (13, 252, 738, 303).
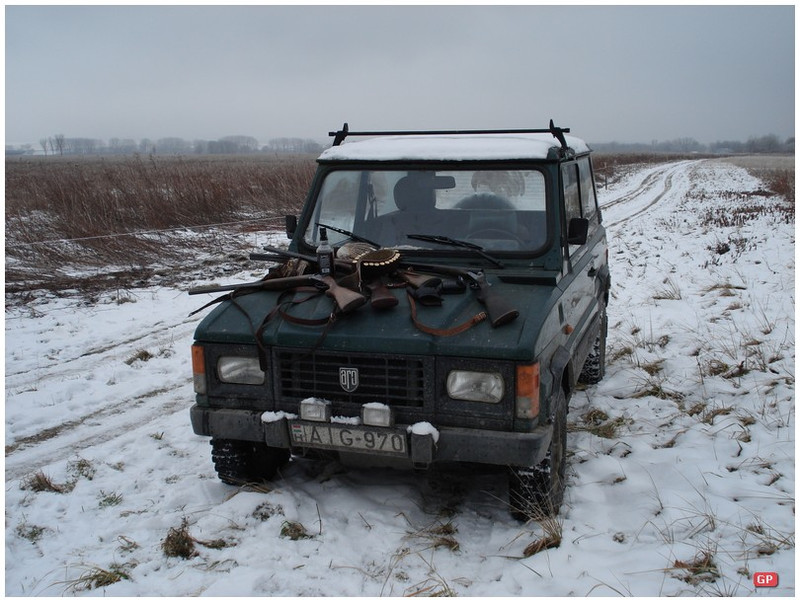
(367, 280, 399, 309)
(471, 272, 519, 327)
(398, 270, 442, 289)
(398, 262, 519, 327)
(320, 275, 367, 313)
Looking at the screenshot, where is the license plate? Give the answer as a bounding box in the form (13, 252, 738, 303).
(289, 422, 407, 456)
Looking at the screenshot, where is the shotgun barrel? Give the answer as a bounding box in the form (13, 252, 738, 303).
(257, 247, 357, 273)
(188, 274, 325, 296)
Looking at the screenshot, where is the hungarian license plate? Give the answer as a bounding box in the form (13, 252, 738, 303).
(290, 422, 407, 456)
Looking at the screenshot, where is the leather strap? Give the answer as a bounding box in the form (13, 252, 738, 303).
(406, 290, 487, 337)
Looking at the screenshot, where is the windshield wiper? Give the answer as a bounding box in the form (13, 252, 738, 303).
(316, 222, 380, 249)
(406, 234, 504, 268)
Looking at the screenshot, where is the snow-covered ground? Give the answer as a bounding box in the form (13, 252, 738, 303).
(5, 159, 794, 596)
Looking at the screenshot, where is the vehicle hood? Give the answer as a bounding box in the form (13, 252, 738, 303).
(192, 274, 561, 361)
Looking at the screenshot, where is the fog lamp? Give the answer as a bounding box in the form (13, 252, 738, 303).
(217, 356, 265, 385)
(447, 371, 504, 403)
(300, 398, 332, 422)
(361, 403, 394, 427)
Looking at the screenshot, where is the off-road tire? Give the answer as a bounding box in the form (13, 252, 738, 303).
(508, 388, 567, 520)
(578, 311, 607, 385)
(210, 439, 290, 486)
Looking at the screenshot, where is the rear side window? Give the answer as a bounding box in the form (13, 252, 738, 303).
(562, 158, 598, 222)
(578, 157, 597, 220)
(562, 163, 581, 223)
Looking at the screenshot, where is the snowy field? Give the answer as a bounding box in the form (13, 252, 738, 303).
(5, 158, 795, 596)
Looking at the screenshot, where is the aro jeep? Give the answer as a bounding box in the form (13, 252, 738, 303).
(189, 121, 610, 518)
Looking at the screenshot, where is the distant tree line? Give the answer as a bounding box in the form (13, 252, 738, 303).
(6, 135, 324, 156)
(592, 134, 794, 155)
(5, 132, 792, 157)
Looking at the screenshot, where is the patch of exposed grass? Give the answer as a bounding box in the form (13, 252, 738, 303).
(700, 406, 734, 424)
(640, 359, 665, 376)
(672, 551, 719, 585)
(571, 409, 631, 439)
(162, 519, 197, 558)
(98, 490, 123, 508)
(60, 564, 132, 592)
(653, 278, 682, 300)
(67, 457, 96, 481)
(161, 518, 231, 558)
(280, 520, 312, 541)
(125, 349, 154, 365)
(20, 471, 70, 493)
(16, 521, 50, 543)
(404, 519, 462, 553)
(253, 502, 285, 521)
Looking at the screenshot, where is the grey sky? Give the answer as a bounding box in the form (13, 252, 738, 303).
(5, 5, 795, 146)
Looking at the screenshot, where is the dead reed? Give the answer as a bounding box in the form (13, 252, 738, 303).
(5, 154, 316, 293)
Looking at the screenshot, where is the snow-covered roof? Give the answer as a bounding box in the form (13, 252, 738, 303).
(318, 133, 591, 162)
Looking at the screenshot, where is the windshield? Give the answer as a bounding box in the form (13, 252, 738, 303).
(303, 168, 548, 253)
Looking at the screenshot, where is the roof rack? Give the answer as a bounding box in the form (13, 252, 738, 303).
(329, 119, 571, 150)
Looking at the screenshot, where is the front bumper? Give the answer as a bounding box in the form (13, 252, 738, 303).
(190, 404, 551, 468)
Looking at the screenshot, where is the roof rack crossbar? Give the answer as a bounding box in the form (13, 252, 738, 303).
(329, 120, 571, 149)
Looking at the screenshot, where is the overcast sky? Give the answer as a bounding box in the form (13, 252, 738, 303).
(4, 5, 795, 146)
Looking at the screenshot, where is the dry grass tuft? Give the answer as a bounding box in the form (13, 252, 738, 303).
(161, 518, 232, 558)
(280, 520, 312, 540)
(162, 520, 197, 558)
(21, 471, 70, 493)
(672, 551, 719, 584)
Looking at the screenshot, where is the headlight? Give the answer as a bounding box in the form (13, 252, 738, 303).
(446, 370, 504, 403)
(217, 356, 265, 385)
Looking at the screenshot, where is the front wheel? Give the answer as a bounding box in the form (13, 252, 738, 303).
(210, 439, 290, 486)
(578, 311, 607, 385)
(508, 388, 567, 520)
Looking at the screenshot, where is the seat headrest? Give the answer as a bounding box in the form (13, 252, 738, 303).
(393, 175, 436, 211)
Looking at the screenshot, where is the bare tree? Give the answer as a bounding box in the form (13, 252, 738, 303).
(53, 134, 65, 155)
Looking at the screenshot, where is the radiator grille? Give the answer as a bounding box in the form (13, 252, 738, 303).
(275, 350, 428, 407)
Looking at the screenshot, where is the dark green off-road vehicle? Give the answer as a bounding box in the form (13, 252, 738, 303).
(189, 122, 610, 517)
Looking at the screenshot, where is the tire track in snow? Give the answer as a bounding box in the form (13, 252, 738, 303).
(601, 161, 698, 229)
(5, 315, 197, 383)
(4, 381, 189, 481)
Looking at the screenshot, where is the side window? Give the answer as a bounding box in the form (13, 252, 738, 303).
(561, 163, 581, 223)
(578, 157, 597, 220)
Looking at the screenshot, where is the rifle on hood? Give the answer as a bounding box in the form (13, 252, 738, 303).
(189, 273, 366, 315)
(399, 263, 519, 327)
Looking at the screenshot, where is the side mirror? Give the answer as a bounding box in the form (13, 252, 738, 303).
(567, 217, 589, 245)
(285, 215, 297, 239)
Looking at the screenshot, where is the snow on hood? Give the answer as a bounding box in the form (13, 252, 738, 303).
(319, 133, 590, 162)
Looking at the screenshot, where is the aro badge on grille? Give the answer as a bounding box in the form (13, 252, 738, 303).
(339, 367, 359, 392)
